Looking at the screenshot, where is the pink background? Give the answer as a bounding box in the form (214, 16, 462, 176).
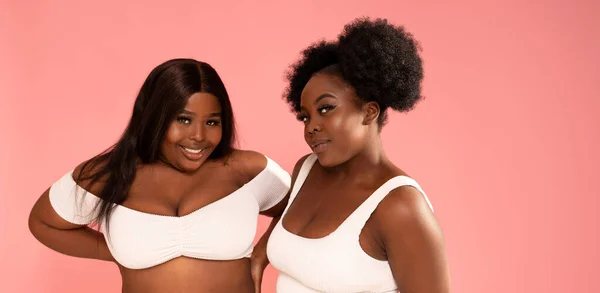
(1, 0, 599, 292)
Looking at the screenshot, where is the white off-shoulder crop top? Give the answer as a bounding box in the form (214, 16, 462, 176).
(49, 156, 291, 270)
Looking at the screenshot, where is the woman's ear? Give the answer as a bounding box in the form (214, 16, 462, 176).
(362, 101, 380, 125)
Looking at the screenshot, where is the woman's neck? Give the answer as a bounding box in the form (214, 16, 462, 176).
(324, 132, 390, 184)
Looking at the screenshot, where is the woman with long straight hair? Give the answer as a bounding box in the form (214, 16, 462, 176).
(29, 58, 290, 293)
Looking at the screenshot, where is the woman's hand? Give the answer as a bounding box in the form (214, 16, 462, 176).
(250, 215, 281, 293)
(250, 236, 270, 293)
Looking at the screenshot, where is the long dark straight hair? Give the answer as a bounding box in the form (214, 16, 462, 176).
(77, 58, 236, 231)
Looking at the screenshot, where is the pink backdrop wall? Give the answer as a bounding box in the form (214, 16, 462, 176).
(1, 0, 598, 292)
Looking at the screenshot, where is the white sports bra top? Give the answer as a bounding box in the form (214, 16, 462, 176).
(49, 156, 291, 270)
(267, 154, 434, 292)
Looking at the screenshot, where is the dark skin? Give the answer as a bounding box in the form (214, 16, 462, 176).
(282, 73, 451, 292)
(28, 93, 288, 293)
(250, 153, 309, 293)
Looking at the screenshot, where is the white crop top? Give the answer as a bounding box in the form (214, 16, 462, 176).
(267, 154, 434, 293)
(49, 156, 291, 270)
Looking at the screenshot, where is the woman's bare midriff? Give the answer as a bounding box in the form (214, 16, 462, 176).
(118, 257, 253, 293)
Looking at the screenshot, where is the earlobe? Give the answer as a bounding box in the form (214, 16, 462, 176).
(362, 102, 380, 125)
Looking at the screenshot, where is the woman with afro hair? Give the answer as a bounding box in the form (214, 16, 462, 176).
(266, 18, 451, 292)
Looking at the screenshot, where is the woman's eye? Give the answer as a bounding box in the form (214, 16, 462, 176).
(297, 115, 308, 122)
(206, 120, 221, 126)
(177, 117, 191, 124)
(318, 105, 335, 114)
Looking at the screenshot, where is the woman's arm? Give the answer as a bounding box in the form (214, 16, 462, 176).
(28, 189, 113, 261)
(28, 163, 114, 262)
(378, 186, 451, 293)
(250, 154, 310, 293)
